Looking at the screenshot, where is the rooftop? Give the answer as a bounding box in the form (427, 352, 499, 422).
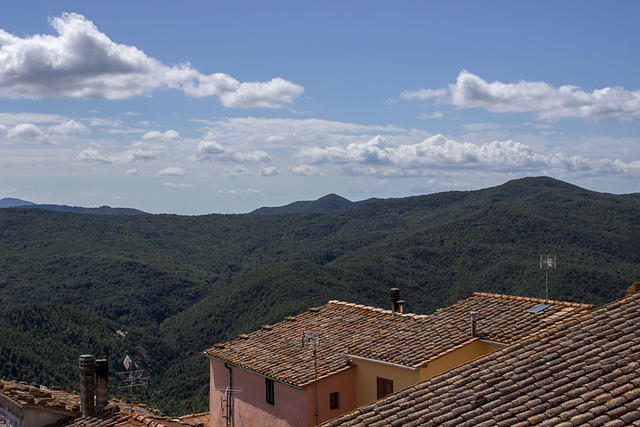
(0, 380, 205, 427)
(322, 292, 640, 426)
(204, 292, 592, 387)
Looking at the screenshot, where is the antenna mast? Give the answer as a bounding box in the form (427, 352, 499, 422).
(303, 331, 320, 426)
(539, 254, 556, 299)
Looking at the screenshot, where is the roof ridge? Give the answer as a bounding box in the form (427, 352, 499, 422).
(327, 300, 427, 317)
(471, 292, 593, 309)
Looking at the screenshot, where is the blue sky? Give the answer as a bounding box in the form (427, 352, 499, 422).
(1, 1, 639, 214)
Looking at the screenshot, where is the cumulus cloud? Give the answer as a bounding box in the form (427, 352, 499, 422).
(224, 166, 251, 177)
(292, 165, 321, 176)
(295, 134, 640, 177)
(259, 166, 279, 176)
(49, 119, 90, 136)
(402, 70, 640, 122)
(0, 13, 303, 108)
(195, 138, 271, 163)
(297, 135, 391, 165)
(142, 130, 180, 141)
(0, 118, 90, 145)
(157, 166, 186, 176)
(6, 123, 48, 143)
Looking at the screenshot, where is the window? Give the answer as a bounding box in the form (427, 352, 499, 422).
(329, 392, 340, 410)
(376, 377, 393, 399)
(265, 378, 275, 405)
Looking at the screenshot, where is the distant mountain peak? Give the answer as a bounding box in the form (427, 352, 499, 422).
(251, 193, 357, 215)
(0, 198, 35, 208)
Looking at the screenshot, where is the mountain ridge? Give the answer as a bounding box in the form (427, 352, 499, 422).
(0, 198, 147, 215)
(0, 176, 638, 415)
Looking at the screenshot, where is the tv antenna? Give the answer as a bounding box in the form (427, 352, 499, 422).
(539, 254, 556, 299)
(302, 331, 320, 426)
(120, 355, 149, 389)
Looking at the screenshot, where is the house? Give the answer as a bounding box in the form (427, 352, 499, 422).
(204, 289, 592, 427)
(322, 285, 640, 426)
(0, 358, 205, 427)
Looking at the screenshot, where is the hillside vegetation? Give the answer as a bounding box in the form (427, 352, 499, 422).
(0, 177, 639, 414)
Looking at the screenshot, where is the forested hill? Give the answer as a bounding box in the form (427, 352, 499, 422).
(1, 176, 639, 415)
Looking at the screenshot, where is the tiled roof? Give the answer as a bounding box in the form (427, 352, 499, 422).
(204, 293, 592, 387)
(0, 380, 81, 413)
(0, 380, 205, 427)
(322, 292, 640, 426)
(59, 406, 203, 427)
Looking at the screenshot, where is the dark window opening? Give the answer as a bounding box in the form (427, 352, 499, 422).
(377, 377, 393, 399)
(265, 378, 275, 405)
(329, 392, 340, 410)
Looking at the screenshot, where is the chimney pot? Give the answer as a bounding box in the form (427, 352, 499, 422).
(95, 359, 108, 414)
(390, 288, 401, 315)
(79, 354, 96, 418)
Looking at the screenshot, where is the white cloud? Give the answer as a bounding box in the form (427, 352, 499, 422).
(402, 70, 640, 122)
(157, 166, 186, 176)
(219, 188, 260, 195)
(218, 78, 304, 109)
(0, 13, 303, 108)
(224, 166, 251, 177)
(195, 140, 227, 160)
(195, 137, 271, 163)
(142, 130, 180, 140)
(292, 165, 321, 176)
(400, 88, 447, 101)
(77, 144, 157, 164)
(297, 135, 391, 165)
(259, 166, 279, 176)
(6, 123, 48, 143)
(163, 182, 192, 188)
(295, 134, 640, 177)
(231, 150, 271, 163)
(49, 119, 90, 136)
(0, 113, 63, 125)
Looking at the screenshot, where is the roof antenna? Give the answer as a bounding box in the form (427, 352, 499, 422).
(540, 254, 556, 299)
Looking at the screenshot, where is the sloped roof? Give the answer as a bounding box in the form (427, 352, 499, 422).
(204, 293, 592, 387)
(0, 380, 81, 413)
(59, 408, 203, 427)
(322, 292, 640, 426)
(0, 380, 204, 427)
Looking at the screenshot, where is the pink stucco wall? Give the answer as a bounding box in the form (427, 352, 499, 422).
(209, 360, 356, 427)
(210, 360, 307, 427)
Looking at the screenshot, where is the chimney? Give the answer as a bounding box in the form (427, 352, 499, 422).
(79, 355, 96, 417)
(470, 311, 478, 337)
(390, 288, 404, 315)
(95, 359, 109, 414)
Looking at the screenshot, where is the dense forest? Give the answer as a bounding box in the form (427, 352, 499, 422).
(0, 176, 639, 415)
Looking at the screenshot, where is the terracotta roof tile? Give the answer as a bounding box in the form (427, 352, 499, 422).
(205, 293, 591, 386)
(321, 292, 640, 427)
